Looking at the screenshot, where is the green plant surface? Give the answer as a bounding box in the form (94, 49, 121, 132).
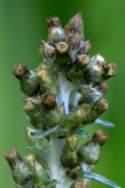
(0, 0, 125, 188)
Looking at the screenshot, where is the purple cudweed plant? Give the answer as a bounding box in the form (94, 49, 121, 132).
(5, 13, 121, 188)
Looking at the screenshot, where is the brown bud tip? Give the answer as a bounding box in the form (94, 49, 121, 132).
(96, 98, 108, 113)
(71, 180, 87, 188)
(5, 148, 22, 168)
(41, 92, 56, 109)
(13, 64, 29, 79)
(65, 12, 83, 34)
(23, 96, 41, 114)
(55, 42, 69, 54)
(77, 54, 89, 67)
(23, 99, 34, 113)
(92, 129, 108, 146)
(103, 63, 117, 78)
(47, 17, 60, 28)
(41, 42, 56, 58)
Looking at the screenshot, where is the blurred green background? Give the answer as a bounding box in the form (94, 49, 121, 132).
(0, 0, 125, 187)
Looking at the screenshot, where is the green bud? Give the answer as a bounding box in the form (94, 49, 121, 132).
(47, 17, 65, 44)
(60, 134, 78, 169)
(41, 91, 56, 109)
(5, 149, 35, 188)
(63, 98, 108, 130)
(84, 54, 105, 84)
(91, 98, 108, 121)
(67, 67, 85, 82)
(63, 104, 90, 129)
(84, 55, 117, 84)
(66, 134, 78, 151)
(23, 96, 45, 128)
(79, 142, 101, 165)
(45, 110, 61, 128)
(37, 64, 57, 94)
(67, 166, 83, 179)
(26, 154, 49, 186)
(67, 55, 89, 82)
(61, 148, 78, 167)
(54, 44, 71, 68)
(13, 64, 39, 96)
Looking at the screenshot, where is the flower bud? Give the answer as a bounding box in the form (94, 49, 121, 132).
(91, 98, 108, 121)
(79, 143, 101, 165)
(37, 64, 57, 94)
(84, 55, 117, 84)
(5, 149, 35, 188)
(67, 55, 89, 81)
(77, 54, 89, 67)
(66, 134, 78, 151)
(67, 166, 83, 179)
(13, 64, 29, 79)
(45, 110, 61, 128)
(61, 148, 78, 167)
(65, 13, 84, 46)
(47, 17, 60, 28)
(23, 96, 45, 128)
(26, 154, 49, 185)
(65, 13, 83, 35)
(71, 180, 87, 188)
(103, 63, 117, 78)
(92, 129, 108, 146)
(41, 42, 56, 60)
(55, 41, 69, 54)
(47, 17, 65, 44)
(41, 91, 56, 109)
(13, 64, 39, 96)
(63, 106, 86, 129)
(84, 54, 105, 84)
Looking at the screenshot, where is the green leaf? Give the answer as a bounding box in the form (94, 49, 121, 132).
(29, 126, 60, 139)
(83, 172, 121, 188)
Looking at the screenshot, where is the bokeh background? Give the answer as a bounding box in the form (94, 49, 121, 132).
(0, 0, 125, 187)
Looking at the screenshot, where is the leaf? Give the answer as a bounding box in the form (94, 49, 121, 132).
(29, 126, 60, 139)
(95, 119, 115, 127)
(83, 172, 121, 188)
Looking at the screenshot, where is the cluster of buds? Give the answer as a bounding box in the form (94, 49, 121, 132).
(6, 13, 120, 188)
